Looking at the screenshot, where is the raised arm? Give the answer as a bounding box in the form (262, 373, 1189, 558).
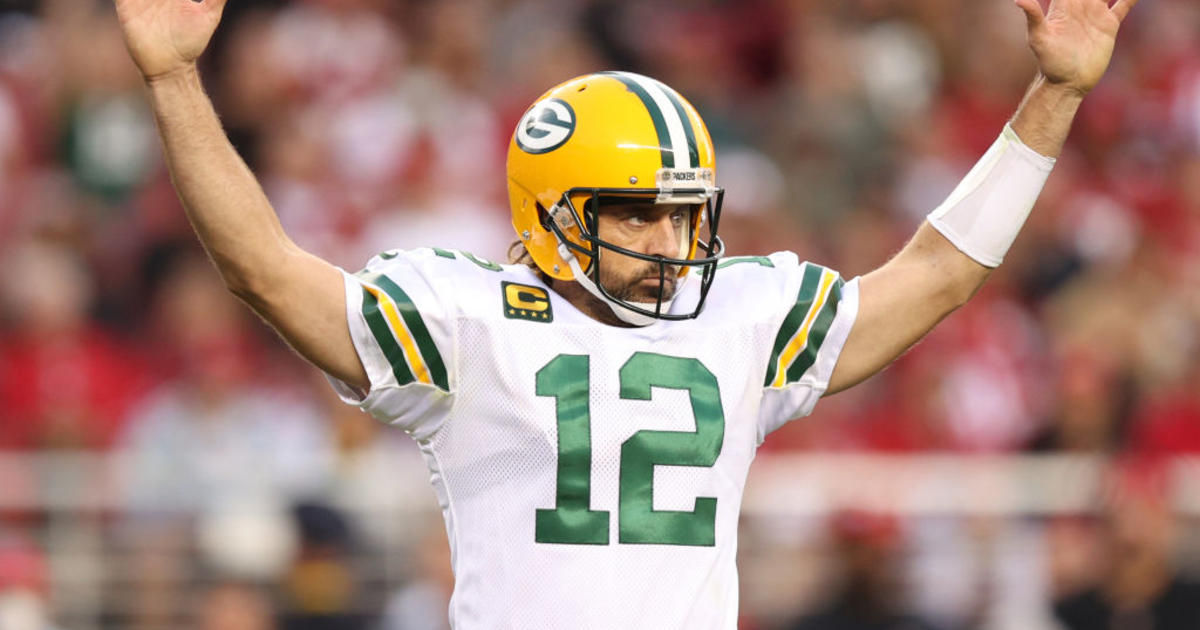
(827, 0, 1138, 394)
(114, 0, 368, 389)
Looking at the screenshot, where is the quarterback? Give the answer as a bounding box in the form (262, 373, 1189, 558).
(115, 0, 1137, 627)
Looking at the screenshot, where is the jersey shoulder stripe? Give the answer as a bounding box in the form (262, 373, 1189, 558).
(355, 270, 450, 391)
(764, 263, 844, 388)
(717, 255, 775, 269)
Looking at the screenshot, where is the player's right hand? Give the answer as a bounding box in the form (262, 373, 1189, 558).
(1013, 0, 1139, 97)
(113, 0, 227, 82)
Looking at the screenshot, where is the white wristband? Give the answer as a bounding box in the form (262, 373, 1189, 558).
(926, 123, 1056, 268)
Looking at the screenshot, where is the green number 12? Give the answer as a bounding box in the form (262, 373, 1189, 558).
(535, 352, 725, 547)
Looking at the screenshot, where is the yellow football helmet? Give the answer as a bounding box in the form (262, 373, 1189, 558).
(506, 71, 725, 322)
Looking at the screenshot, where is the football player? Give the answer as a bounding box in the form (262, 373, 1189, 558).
(113, 0, 1138, 627)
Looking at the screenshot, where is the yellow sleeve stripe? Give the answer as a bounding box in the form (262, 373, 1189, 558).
(363, 283, 433, 387)
(770, 269, 837, 389)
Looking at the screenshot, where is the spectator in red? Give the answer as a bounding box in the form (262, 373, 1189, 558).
(0, 241, 144, 449)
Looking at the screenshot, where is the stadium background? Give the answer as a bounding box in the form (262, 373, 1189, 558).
(1, 0, 1199, 628)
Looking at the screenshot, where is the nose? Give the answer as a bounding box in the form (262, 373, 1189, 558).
(643, 214, 685, 260)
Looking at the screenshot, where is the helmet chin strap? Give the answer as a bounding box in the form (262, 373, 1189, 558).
(559, 243, 679, 327)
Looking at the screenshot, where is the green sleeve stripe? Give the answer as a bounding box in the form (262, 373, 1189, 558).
(366, 273, 450, 392)
(764, 263, 825, 387)
(361, 286, 417, 386)
(782, 278, 843, 385)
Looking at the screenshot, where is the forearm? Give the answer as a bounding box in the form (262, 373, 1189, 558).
(146, 65, 293, 294)
(116, 0, 367, 388)
(1010, 74, 1086, 158)
(828, 77, 1071, 394)
(144, 65, 366, 387)
(827, 223, 988, 394)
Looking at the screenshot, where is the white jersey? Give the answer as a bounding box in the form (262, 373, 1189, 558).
(328, 248, 860, 630)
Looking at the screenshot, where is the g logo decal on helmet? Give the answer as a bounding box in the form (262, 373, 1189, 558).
(515, 98, 576, 154)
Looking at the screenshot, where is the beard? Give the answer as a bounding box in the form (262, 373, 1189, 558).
(600, 262, 680, 304)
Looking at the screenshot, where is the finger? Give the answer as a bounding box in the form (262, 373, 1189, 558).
(1110, 0, 1140, 23)
(1014, 0, 1046, 30)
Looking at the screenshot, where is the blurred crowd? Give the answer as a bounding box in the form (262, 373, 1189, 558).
(1, 0, 1199, 628)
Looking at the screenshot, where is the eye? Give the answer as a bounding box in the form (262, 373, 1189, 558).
(626, 214, 648, 226)
(670, 209, 688, 225)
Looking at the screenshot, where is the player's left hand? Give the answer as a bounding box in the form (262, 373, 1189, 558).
(1014, 0, 1139, 96)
